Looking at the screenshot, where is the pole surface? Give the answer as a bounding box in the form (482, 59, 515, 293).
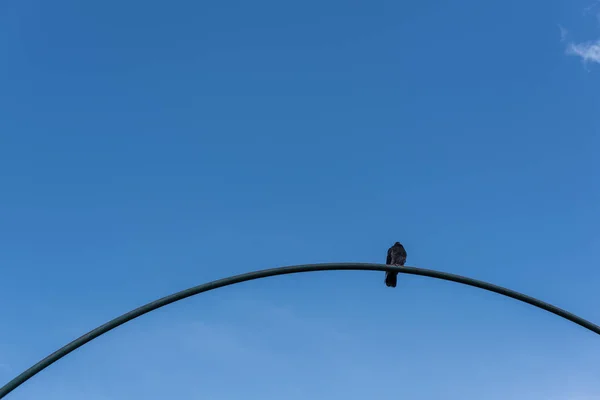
(1, 263, 598, 399)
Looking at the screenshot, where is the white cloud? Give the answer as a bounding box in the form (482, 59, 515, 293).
(559, 25, 569, 42)
(583, 0, 600, 16)
(562, 2, 600, 67)
(566, 40, 600, 64)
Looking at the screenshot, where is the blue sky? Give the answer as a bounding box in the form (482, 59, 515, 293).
(1, 0, 599, 398)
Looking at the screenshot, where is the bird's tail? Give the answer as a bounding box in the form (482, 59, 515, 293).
(385, 271, 398, 288)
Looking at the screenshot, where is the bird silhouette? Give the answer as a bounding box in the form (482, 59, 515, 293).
(385, 242, 407, 288)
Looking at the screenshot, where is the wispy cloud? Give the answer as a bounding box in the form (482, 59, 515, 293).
(566, 40, 600, 65)
(559, 25, 569, 42)
(583, 0, 600, 16)
(562, 3, 600, 67)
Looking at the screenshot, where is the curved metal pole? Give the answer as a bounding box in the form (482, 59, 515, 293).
(1, 263, 598, 398)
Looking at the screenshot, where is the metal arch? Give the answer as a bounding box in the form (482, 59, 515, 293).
(1, 263, 598, 398)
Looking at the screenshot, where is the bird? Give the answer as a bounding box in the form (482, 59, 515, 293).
(385, 242, 407, 288)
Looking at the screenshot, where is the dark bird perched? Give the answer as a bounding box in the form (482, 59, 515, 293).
(385, 242, 407, 288)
